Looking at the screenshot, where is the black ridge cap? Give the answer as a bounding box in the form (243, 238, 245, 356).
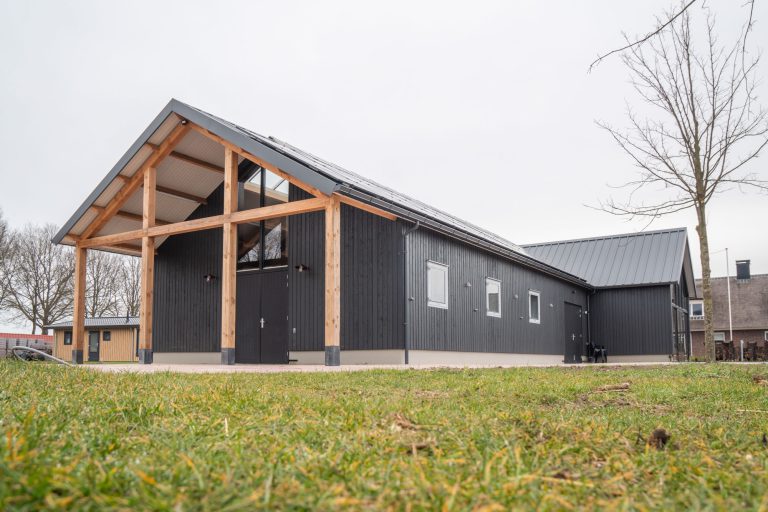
(52, 98, 339, 245)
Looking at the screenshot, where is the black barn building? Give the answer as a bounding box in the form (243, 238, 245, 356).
(52, 100, 693, 365)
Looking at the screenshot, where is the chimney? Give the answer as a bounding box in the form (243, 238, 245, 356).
(736, 259, 751, 280)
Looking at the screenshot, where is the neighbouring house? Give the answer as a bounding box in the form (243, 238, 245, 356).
(690, 260, 768, 359)
(51, 99, 693, 365)
(0, 333, 53, 358)
(523, 228, 696, 361)
(47, 317, 139, 363)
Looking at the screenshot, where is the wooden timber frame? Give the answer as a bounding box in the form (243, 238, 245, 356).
(68, 118, 396, 365)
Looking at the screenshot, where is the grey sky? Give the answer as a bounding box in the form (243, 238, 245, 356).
(1, 0, 766, 288)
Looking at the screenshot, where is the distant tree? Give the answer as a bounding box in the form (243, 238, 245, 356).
(2, 224, 74, 333)
(0, 209, 11, 309)
(597, 4, 767, 362)
(116, 257, 141, 317)
(85, 251, 122, 318)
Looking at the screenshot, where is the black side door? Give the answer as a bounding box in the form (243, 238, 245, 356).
(259, 270, 289, 364)
(88, 330, 100, 362)
(236, 272, 262, 364)
(564, 303, 583, 364)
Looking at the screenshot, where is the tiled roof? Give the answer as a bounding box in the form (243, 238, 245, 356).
(691, 274, 768, 331)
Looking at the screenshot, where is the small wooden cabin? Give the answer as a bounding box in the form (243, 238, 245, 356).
(48, 317, 138, 362)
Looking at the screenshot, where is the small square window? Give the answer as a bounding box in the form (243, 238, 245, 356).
(714, 332, 726, 342)
(486, 278, 501, 317)
(529, 291, 541, 324)
(103, 331, 111, 341)
(63, 331, 72, 345)
(690, 300, 704, 319)
(427, 261, 448, 309)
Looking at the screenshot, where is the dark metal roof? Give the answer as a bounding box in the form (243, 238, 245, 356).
(53, 99, 590, 288)
(523, 228, 694, 290)
(47, 317, 139, 329)
(180, 102, 528, 256)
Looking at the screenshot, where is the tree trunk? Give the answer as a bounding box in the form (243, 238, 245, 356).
(696, 203, 716, 362)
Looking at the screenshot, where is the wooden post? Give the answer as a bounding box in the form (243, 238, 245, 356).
(220, 148, 238, 365)
(71, 245, 87, 364)
(138, 166, 156, 364)
(324, 195, 341, 366)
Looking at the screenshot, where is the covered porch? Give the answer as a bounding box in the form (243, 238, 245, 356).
(54, 100, 396, 366)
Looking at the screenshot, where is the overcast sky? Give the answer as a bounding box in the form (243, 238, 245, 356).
(1, 1, 766, 310)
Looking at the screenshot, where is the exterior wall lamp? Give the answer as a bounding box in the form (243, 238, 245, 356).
(295, 264, 310, 273)
(204, 274, 216, 282)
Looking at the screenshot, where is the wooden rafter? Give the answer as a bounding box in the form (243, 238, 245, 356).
(79, 122, 190, 240)
(77, 197, 328, 248)
(186, 122, 329, 199)
(146, 143, 224, 174)
(154, 185, 207, 205)
(90, 205, 171, 226)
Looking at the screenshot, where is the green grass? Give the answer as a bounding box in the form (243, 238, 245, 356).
(1, 362, 768, 511)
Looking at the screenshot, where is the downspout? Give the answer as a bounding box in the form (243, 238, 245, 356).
(403, 221, 420, 365)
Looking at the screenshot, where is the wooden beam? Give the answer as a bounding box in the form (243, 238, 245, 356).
(154, 185, 207, 205)
(324, 195, 341, 366)
(71, 246, 87, 364)
(79, 122, 190, 240)
(187, 122, 329, 199)
(138, 165, 156, 364)
(90, 205, 171, 226)
(220, 148, 238, 364)
(336, 194, 397, 221)
(78, 197, 327, 248)
(146, 144, 224, 174)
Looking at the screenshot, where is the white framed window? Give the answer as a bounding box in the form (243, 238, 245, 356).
(529, 290, 541, 324)
(427, 261, 448, 309)
(714, 332, 726, 342)
(764, 331, 767, 342)
(689, 300, 704, 319)
(485, 278, 501, 317)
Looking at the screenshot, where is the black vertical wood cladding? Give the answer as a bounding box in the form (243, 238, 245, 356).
(589, 286, 673, 355)
(406, 228, 588, 355)
(153, 186, 224, 353)
(287, 186, 405, 351)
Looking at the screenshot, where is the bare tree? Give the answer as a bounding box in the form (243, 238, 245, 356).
(86, 250, 122, 318)
(116, 256, 141, 317)
(0, 209, 11, 309)
(598, 4, 768, 362)
(2, 224, 74, 333)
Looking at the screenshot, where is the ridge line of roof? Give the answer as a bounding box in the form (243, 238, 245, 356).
(522, 227, 687, 248)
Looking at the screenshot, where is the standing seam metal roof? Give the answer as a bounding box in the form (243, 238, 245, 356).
(53, 99, 590, 288)
(522, 228, 691, 288)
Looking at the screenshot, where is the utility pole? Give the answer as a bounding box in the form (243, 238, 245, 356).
(726, 248, 733, 343)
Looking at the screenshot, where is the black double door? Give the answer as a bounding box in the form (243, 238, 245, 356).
(564, 302, 583, 364)
(235, 269, 289, 364)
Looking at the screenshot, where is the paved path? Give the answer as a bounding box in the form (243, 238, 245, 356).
(82, 361, 683, 374)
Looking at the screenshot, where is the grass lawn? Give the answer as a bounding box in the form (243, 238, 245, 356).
(1, 362, 768, 510)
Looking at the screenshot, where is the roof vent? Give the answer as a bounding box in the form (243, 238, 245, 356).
(736, 259, 751, 280)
